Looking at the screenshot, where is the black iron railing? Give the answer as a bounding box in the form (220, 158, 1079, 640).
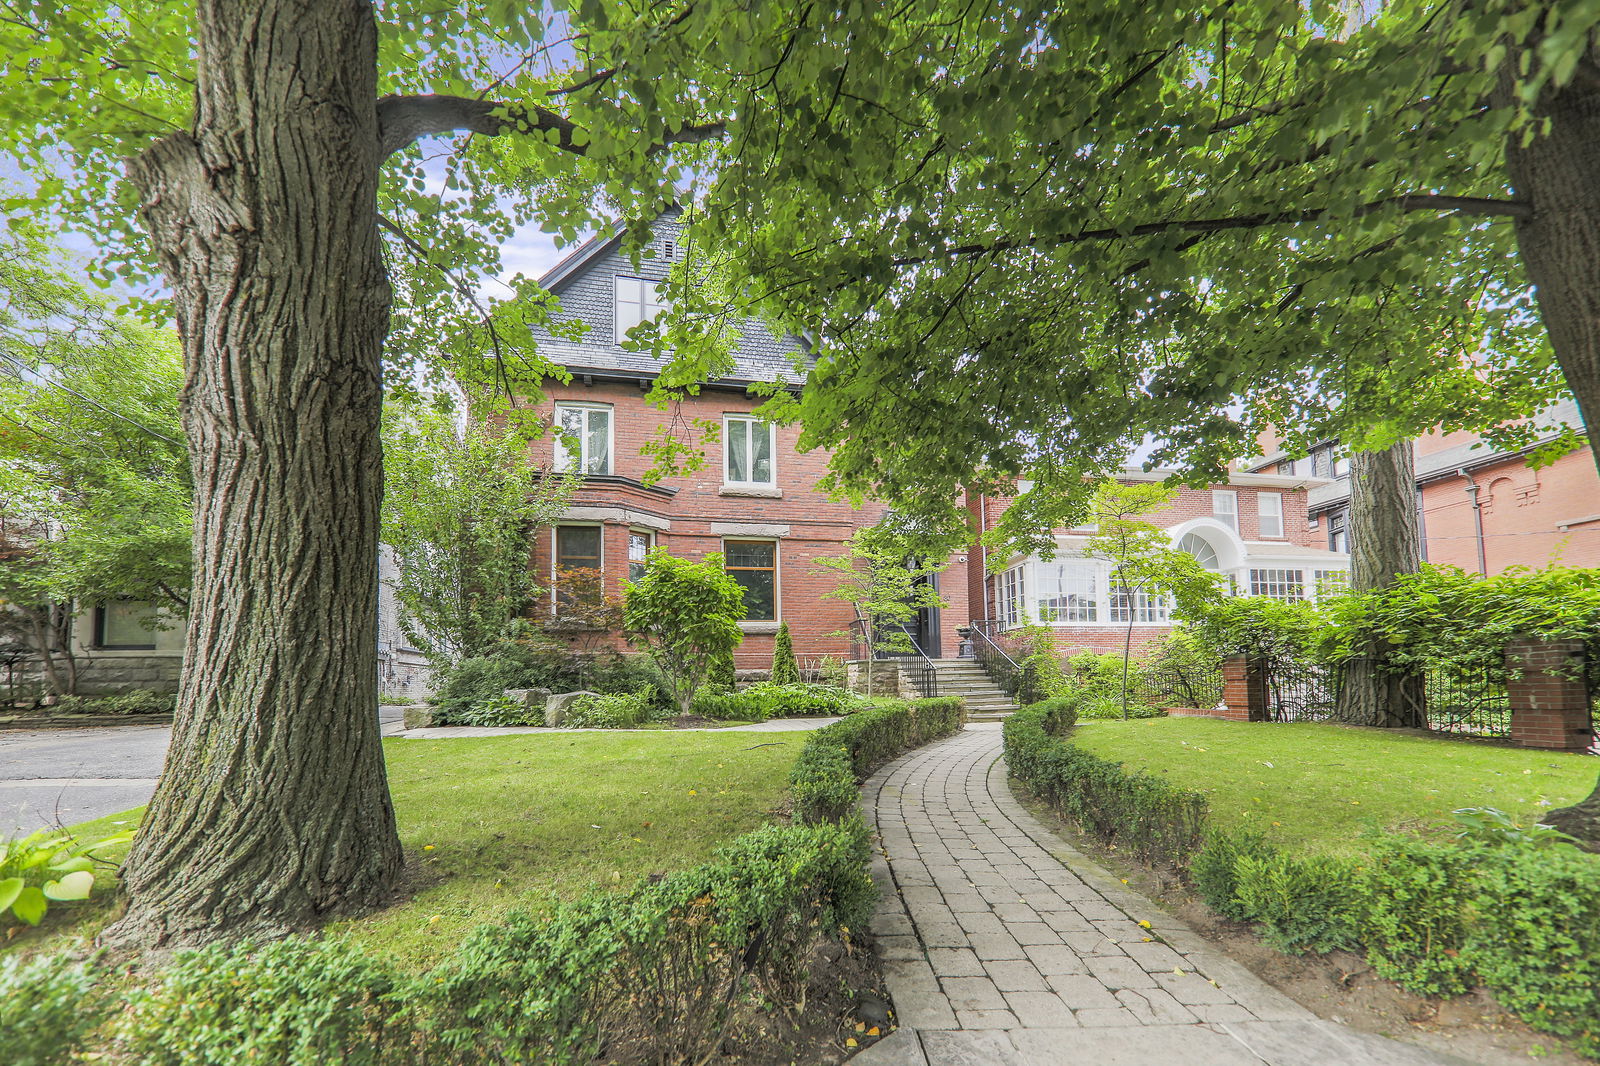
(1263, 659, 1339, 722)
(1424, 663, 1511, 738)
(1129, 664, 1224, 712)
(971, 619, 1034, 704)
(852, 609, 939, 698)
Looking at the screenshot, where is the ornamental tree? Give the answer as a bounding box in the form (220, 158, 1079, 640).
(770, 622, 801, 685)
(1082, 482, 1222, 718)
(814, 525, 946, 694)
(622, 549, 745, 716)
(380, 401, 575, 669)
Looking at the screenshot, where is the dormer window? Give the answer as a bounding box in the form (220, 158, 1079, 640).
(614, 276, 665, 341)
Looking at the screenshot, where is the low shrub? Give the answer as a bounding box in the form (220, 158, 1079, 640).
(423, 820, 873, 1065)
(457, 693, 542, 727)
(791, 697, 967, 823)
(431, 643, 671, 723)
(1230, 850, 1359, 954)
(1003, 701, 1205, 867)
(561, 689, 666, 729)
(117, 937, 421, 1066)
(1, 826, 133, 927)
(692, 682, 868, 722)
(0, 950, 107, 1066)
(46, 690, 176, 716)
(1074, 694, 1165, 720)
(1002, 710, 1600, 1055)
(1354, 836, 1480, 995)
(1190, 829, 1275, 923)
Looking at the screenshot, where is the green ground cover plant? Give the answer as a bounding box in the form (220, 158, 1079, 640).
(1068, 717, 1596, 854)
(1004, 705, 1600, 1057)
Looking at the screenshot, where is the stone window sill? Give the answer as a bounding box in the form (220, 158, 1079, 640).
(720, 484, 782, 498)
(738, 620, 782, 634)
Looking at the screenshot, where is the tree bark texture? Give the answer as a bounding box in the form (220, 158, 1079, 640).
(1502, 34, 1600, 840)
(103, 0, 402, 950)
(1335, 441, 1427, 729)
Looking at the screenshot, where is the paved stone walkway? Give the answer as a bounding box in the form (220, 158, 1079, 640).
(856, 726, 1481, 1066)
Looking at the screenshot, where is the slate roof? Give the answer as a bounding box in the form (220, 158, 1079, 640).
(533, 214, 808, 387)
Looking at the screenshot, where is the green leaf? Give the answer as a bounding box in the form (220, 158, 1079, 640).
(43, 870, 95, 902)
(11, 885, 48, 925)
(0, 876, 24, 915)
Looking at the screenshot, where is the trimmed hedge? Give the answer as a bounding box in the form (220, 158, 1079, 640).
(1003, 699, 1204, 866)
(792, 696, 967, 823)
(1002, 699, 1600, 1058)
(691, 681, 870, 722)
(0, 951, 108, 1066)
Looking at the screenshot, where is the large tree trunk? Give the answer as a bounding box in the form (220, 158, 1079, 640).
(1503, 37, 1600, 847)
(1334, 441, 1426, 728)
(103, 0, 402, 951)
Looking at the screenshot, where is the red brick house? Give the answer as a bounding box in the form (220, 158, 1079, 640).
(1247, 400, 1600, 575)
(521, 217, 973, 671)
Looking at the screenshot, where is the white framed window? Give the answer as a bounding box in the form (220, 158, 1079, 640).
(614, 275, 665, 340)
(1176, 532, 1221, 570)
(1312, 569, 1349, 597)
(627, 530, 653, 584)
(553, 402, 612, 475)
(1250, 568, 1305, 602)
(1035, 561, 1098, 623)
(997, 566, 1024, 629)
(724, 415, 776, 486)
(1212, 490, 1238, 531)
(1258, 492, 1284, 538)
(1109, 585, 1172, 624)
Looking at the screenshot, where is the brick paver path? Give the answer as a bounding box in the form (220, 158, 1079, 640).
(855, 727, 1480, 1066)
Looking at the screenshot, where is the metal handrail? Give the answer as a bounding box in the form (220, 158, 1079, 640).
(970, 619, 1029, 702)
(853, 607, 940, 698)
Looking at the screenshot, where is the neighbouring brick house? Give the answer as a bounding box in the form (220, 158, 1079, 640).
(521, 214, 973, 671)
(964, 472, 1351, 657)
(1246, 400, 1600, 574)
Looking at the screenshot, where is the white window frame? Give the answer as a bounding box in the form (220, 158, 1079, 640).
(1212, 490, 1239, 531)
(1033, 560, 1098, 624)
(614, 275, 665, 341)
(1249, 568, 1306, 602)
(1108, 583, 1173, 624)
(553, 401, 613, 475)
(723, 414, 777, 487)
(1258, 492, 1284, 539)
(997, 566, 1025, 630)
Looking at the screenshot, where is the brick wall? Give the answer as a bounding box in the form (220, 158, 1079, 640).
(1505, 637, 1596, 751)
(1419, 448, 1600, 574)
(528, 381, 899, 669)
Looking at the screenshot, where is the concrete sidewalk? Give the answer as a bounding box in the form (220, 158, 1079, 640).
(854, 726, 1482, 1066)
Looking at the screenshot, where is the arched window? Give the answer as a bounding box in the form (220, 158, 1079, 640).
(1177, 532, 1220, 570)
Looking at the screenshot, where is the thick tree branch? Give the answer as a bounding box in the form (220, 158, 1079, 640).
(891, 194, 1532, 266)
(377, 93, 726, 160)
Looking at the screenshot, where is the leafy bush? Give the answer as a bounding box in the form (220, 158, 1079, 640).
(431, 642, 670, 723)
(0, 951, 107, 1066)
(1190, 830, 1275, 923)
(457, 693, 542, 727)
(1230, 850, 1359, 954)
(1181, 595, 1332, 671)
(692, 682, 868, 722)
(790, 697, 967, 823)
(1075, 694, 1165, 720)
(46, 690, 175, 716)
(423, 821, 873, 1065)
(561, 689, 665, 729)
(1354, 836, 1480, 995)
(1, 827, 132, 927)
(117, 937, 421, 1066)
(1003, 701, 1205, 867)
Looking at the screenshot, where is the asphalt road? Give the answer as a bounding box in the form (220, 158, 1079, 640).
(0, 708, 407, 836)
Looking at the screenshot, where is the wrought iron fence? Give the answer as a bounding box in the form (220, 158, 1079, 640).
(1262, 658, 1339, 722)
(1128, 664, 1223, 712)
(1424, 663, 1511, 738)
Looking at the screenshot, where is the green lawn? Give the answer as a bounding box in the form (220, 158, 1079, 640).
(6, 732, 805, 966)
(1069, 717, 1598, 856)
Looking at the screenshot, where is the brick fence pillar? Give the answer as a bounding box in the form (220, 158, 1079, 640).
(1505, 637, 1595, 752)
(1219, 656, 1268, 722)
